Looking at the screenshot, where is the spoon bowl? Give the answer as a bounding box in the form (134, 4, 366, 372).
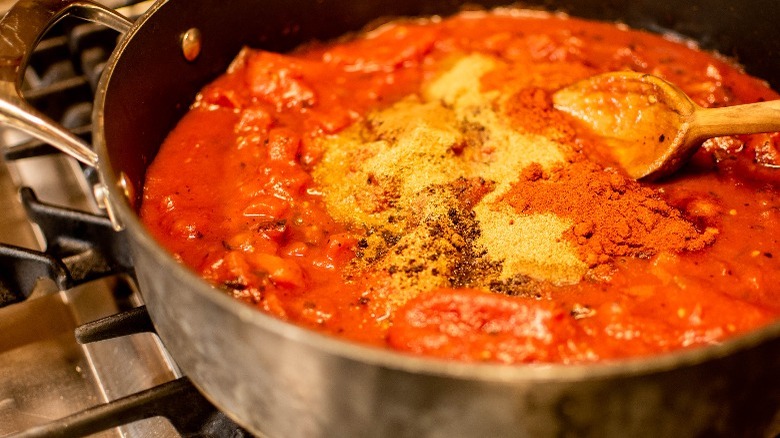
(552, 72, 780, 180)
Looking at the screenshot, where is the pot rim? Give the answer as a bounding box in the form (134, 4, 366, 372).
(93, 0, 780, 385)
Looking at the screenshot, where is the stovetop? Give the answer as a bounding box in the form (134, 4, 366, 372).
(0, 1, 249, 436)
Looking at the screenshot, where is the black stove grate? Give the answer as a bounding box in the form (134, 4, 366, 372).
(72, 307, 249, 437)
(0, 186, 130, 307)
(21, 186, 133, 280)
(7, 377, 248, 438)
(5, 304, 252, 438)
(1, 0, 144, 302)
(75, 304, 154, 343)
(0, 242, 70, 306)
(1, 1, 252, 436)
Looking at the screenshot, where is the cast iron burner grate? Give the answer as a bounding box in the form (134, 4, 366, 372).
(0, 2, 251, 436)
(0, 2, 149, 305)
(0, 187, 132, 307)
(6, 302, 250, 438)
(0, 182, 250, 438)
(9, 376, 247, 438)
(1, 0, 153, 301)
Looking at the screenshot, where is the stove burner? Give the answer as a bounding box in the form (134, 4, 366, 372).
(0, 1, 253, 436)
(0, 156, 252, 438)
(4, 305, 250, 438)
(21, 187, 133, 280)
(8, 378, 249, 438)
(0, 186, 130, 307)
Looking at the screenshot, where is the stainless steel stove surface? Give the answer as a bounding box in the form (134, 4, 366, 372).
(0, 144, 180, 437)
(0, 1, 247, 436)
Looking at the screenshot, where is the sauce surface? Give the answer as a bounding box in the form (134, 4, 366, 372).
(141, 9, 780, 364)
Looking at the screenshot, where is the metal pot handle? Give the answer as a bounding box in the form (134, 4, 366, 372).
(0, 0, 132, 167)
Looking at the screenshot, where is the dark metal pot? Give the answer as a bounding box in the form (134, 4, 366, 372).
(1, 0, 779, 436)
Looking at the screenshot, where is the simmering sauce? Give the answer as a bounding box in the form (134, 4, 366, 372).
(141, 9, 780, 364)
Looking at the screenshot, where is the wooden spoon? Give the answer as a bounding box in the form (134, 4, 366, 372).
(552, 71, 780, 180)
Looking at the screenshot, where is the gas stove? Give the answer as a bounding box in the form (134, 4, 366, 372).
(0, 1, 249, 436)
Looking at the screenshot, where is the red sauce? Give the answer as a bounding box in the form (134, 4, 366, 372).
(141, 10, 780, 364)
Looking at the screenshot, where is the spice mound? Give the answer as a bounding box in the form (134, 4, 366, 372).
(141, 9, 780, 364)
(313, 54, 715, 302)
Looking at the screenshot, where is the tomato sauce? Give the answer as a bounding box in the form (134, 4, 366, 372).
(141, 9, 780, 364)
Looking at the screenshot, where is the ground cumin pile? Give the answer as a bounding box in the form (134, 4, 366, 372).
(312, 53, 717, 304)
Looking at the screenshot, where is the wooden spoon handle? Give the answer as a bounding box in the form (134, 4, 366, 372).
(692, 100, 780, 139)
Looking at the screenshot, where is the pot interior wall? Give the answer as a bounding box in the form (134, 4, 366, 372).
(101, 0, 780, 204)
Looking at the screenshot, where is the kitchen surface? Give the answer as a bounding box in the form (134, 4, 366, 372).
(0, 0, 247, 435)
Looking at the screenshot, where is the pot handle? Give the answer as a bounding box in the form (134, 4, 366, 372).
(0, 0, 132, 167)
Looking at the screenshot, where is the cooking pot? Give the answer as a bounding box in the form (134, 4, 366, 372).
(1, 0, 779, 436)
